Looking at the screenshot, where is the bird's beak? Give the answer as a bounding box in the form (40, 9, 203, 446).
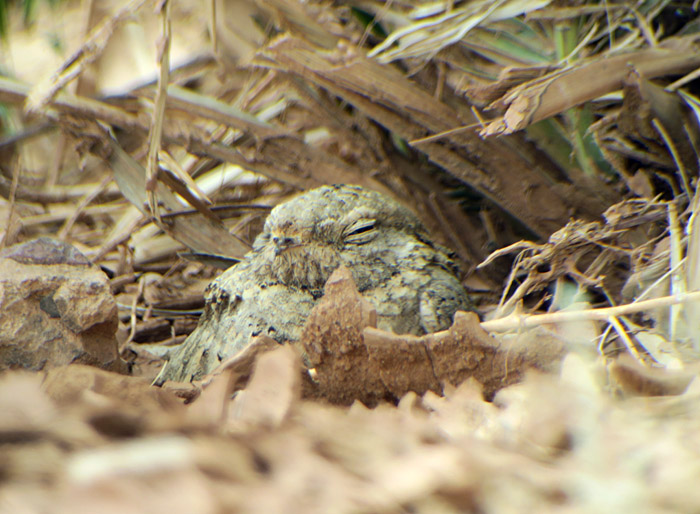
(273, 236, 298, 256)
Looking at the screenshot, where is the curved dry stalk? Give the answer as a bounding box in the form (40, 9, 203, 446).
(481, 290, 700, 332)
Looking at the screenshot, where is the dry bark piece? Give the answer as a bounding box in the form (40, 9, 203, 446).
(0, 238, 127, 373)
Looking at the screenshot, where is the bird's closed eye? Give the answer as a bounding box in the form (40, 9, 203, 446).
(343, 218, 377, 244)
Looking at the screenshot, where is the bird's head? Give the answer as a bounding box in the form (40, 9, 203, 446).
(252, 185, 425, 291)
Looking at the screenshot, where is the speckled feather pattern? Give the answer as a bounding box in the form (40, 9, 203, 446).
(160, 185, 471, 383)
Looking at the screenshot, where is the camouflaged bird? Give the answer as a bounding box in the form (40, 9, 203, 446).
(159, 184, 470, 383)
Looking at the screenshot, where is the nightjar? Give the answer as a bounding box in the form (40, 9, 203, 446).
(159, 184, 471, 383)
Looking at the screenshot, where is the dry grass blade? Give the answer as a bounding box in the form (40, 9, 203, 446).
(481, 291, 700, 332)
(369, 0, 553, 63)
(686, 184, 700, 350)
(25, 0, 151, 111)
(163, 85, 287, 138)
(0, 76, 142, 131)
(483, 35, 700, 136)
(109, 141, 250, 260)
(0, 74, 382, 195)
(258, 0, 339, 49)
(145, 0, 173, 221)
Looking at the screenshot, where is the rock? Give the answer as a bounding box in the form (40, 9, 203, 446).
(0, 237, 126, 373)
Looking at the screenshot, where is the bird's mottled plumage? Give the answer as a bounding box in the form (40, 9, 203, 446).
(160, 185, 470, 383)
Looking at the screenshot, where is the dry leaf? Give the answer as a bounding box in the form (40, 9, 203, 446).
(302, 266, 566, 405)
(610, 353, 694, 397)
(229, 345, 300, 428)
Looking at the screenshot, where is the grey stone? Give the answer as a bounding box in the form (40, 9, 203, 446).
(0, 238, 126, 373)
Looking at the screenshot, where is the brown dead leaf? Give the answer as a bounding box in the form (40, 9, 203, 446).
(494, 368, 585, 455)
(366, 312, 566, 401)
(0, 371, 56, 433)
(302, 267, 566, 405)
(42, 364, 184, 437)
(300, 265, 383, 405)
(229, 345, 300, 428)
(60, 458, 216, 514)
(43, 364, 181, 413)
(610, 353, 695, 397)
(183, 371, 229, 426)
(183, 336, 290, 427)
(421, 379, 500, 440)
(207, 334, 281, 392)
